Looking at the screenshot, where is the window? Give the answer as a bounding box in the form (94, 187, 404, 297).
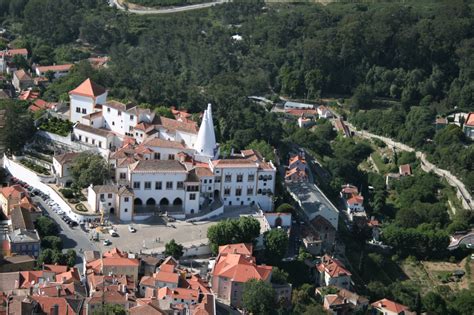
(107, 107, 110, 112)
(225, 175, 232, 182)
(108, 193, 112, 198)
(236, 188, 242, 196)
(82, 108, 86, 114)
(144, 181, 151, 190)
(215, 177, 221, 183)
(76, 107, 80, 113)
(112, 121, 115, 126)
(248, 174, 255, 181)
(98, 141, 102, 148)
(209, 179, 213, 183)
(78, 135, 82, 141)
(85, 137, 89, 143)
(118, 111, 122, 116)
(166, 181, 173, 190)
(92, 139, 95, 145)
(224, 188, 231, 196)
(204, 179, 207, 184)
(190, 193, 196, 200)
(129, 126, 133, 132)
(130, 115, 134, 120)
(100, 194, 105, 200)
(155, 181, 162, 190)
(133, 182, 140, 189)
(124, 197, 129, 202)
(168, 154, 175, 160)
(268, 175, 273, 180)
(120, 173, 126, 179)
(124, 208, 128, 212)
(247, 187, 253, 195)
(177, 182, 184, 189)
(154, 153, 161, 160)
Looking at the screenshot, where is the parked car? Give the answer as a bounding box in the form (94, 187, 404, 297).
(128, 225, 136, 233)
(108, 229, 118, 237)
(103, 239, 111, 246)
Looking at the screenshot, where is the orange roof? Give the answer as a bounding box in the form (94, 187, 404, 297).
(285, 168, 307, 179)
(466, 112, 474, 126)
(289, 155, 306, 166)
(192, 293, 215, 315)
(18, 90, 40, 101)
(371, 298, 411, 314)
(144, 137, 186, 149)
(102, 257, 139, 267)
(184, 275, 211, 294)
(68, 78, 106, 99)
(317, 255, 351, 278)
(157, 287, 199, 301)
(285, 109, 317, 116)
(103, 247, 126, 258)
(218, 243, 253, 256)
(159, 256, 178, 272)
(0, 48, 28, 58)
(399, 164, 412, 175)
(212, 159, 257, 168)
(14, 69, 32, 81)
(31, 296, 77, 315)
(159, 116, 199, 134)
(36, 64, 73, 73)
(1, 185, 26, 199)
(213, 253, 272, 283)
(347, 195, 364, 205)
(154, 270, 179, 284)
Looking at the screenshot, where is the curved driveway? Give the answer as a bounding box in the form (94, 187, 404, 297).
(110, 0, 228, 15)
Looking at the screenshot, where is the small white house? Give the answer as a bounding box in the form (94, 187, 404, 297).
(317, 105, 333, 119)
(87, 185, 134, 221)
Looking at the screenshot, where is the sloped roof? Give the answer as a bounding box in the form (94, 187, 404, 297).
(371, 298, 411, 314)
(69, 78, 106, 99)
(144, 137, 186, 149)
(10, 207, 34, 230)
(129, 160, 187, 173)
(1, 184, 26, 199)
(317, 254, 351, 278)
(14, 69, 32, 81)
(218, 243, 253, 256)
(36, 64, 73, 73)
(54, 152, 79, 165)
(212, 253, 272, 283)
(159, 116, 198, 134)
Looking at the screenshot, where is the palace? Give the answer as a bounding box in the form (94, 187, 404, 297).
(56, 79, 276, 220)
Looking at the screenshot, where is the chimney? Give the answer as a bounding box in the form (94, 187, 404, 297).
(50, 304, 59, 315)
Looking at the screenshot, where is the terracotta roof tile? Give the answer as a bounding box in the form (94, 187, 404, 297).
(69, 78, 106, 99)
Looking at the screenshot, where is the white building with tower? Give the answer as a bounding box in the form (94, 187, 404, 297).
(62, 79, 276, 221)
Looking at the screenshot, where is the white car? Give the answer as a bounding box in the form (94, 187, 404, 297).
(128, 225, 136, 233)
(103, 239, 111, 246)
(108, 229, 118, 237)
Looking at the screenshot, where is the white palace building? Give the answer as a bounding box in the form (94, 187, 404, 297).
(54, 79, 276, 221)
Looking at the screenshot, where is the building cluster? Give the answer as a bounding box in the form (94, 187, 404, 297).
(285, 153, 309, 183)
(0, 184, 41, 259)
(0, 247, 217, 315)
(340, 184, 366, 224)
(282, 101, 334, 128)
(49, 79, 276, 220)
(435, 111, 474, 140)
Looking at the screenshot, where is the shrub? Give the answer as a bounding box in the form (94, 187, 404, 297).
(75, 203, 87, 212)
(59, 188, 74, 199)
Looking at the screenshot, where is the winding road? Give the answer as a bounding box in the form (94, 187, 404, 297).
(110, 0, 228, 15)
(336, 117, 473, 211)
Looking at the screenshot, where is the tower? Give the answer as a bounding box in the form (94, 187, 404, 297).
(194, 104, 217, 160)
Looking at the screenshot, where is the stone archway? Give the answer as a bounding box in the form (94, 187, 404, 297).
(173, 198, 183, 206)
(134, 198, 143, 206)
(146, 198, 156, 206)
(160, 198, 169, 206)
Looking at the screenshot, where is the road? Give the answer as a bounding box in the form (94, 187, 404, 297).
(329, 113, 473, 211)
(34, 197, 98, 272)
(110, 0, 228, 15)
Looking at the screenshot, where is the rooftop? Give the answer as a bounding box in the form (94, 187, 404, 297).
(130, 160, 187, 173)
(69, 78, 106, 99)
(74, 123, 113, 138)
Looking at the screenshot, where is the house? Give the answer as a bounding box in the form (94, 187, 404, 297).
(0, 48, 28, 73)
(316, 286, 369, 315)
(18, 89, 40, 101)
(399, 164, 412, 176)
(285, 168, 308, 182)
(12, 69, 34, 91)
(0, 184, 28, 217)
(298, 115, 313, 128)
(317, 105, 333, 119)
(340, 184, 366, 222)
(85, 290, 135, 314)
(316, 255, 352, 290)
(28, 99, 56, 113)
(85, 248, 140, 281)
(371, 298, 415, 315)
(434, 117, 448, 130)
(284, 109, 317, 118)
(0, 255, 35, 272)
(139, 254, 162, 276)
(52, 152, 79, 186)
(34, 64, 73, 79)
(69, 78, 108, 124)
(462, 112, 474, 140)
(211, 243, 272, 307)
(288, 154, 307, 172)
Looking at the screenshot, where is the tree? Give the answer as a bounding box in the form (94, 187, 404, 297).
(70, 152, 109, 188)
(351, 84, 374, 110)
(153, 105, 174, 119)
(275, 203, 295, 213)
(270, 267, 288, 285)
(242, 279, 275, 315)
(423, 291, 447, 314)
(207, 216, 260, 254)
(92, 304, 127, 315)
(37, 248, 54, 266)
(164, 239, 184, 260)
(247, 140, 275, 161)
(264, 228, 289, 264)
(35, 217, 59, 237)
(66, 249, 77, 267)
(0, 100, 35, 155)
(41, 236, 63, 251)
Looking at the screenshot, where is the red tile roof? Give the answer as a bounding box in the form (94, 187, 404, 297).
(399, 164, 412, 175)
(466, 112, 474, 126)
(18, 90, 40, 101)
(289, 155, 306, 166)
(69, 78, 106, 99)
(154, 271, 179, 284)
(31, 296, 79, 315)
(14, 69, 32, 81)
(36, 64, 73, 73)
(317, 255, 351, 278)
(159, 256, 178, 272)
(159, 116, 198, 134)
(371, 298, 411, 314)
(1, 184, 26, 199)
(347, 195, 364, 205)
(144, 137, 186, 149)
(213, 251, 272, 283)
(218, 243, 253, 256)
